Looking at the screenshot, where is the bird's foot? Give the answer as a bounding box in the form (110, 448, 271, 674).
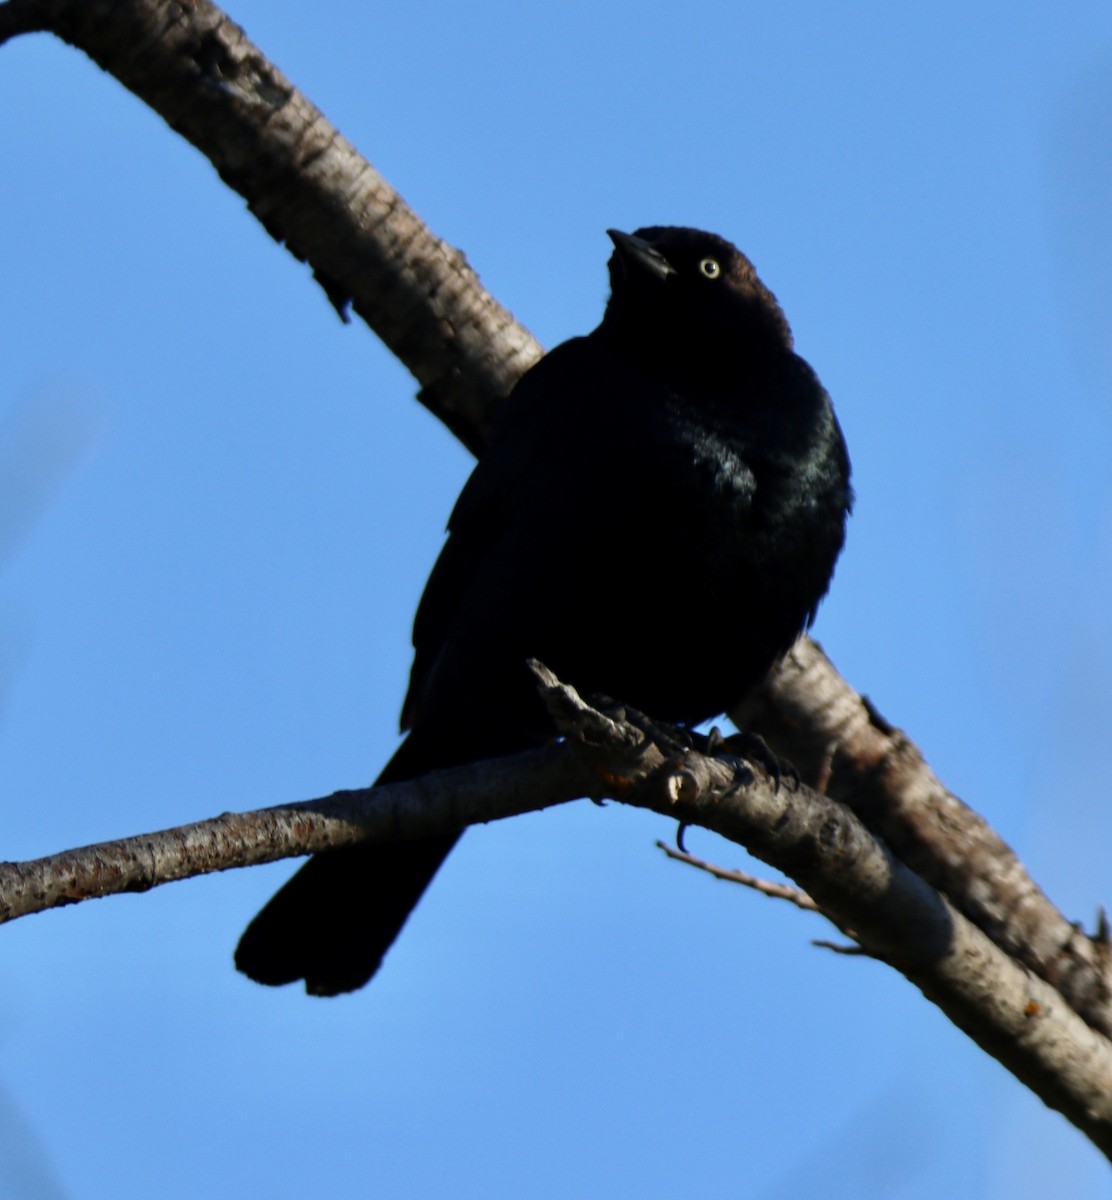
(708, 729, 799, 793)
(586, 694, 696, 758)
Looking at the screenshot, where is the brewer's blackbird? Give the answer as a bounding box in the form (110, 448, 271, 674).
(235, 226, 852, 995)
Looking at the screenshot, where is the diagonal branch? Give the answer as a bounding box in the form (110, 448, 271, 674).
(532, 664, 1112, 1161)
(0, 0, 540, 453)
(737, 637, 1112, 1035)
(4, 662, 1112, 1159)
(5, 0, 1112, 1155)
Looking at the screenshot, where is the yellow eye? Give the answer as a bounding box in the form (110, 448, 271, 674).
(699, 257, 721, 280)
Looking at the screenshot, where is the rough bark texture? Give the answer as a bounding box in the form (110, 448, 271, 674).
(0, 744, 591, 922)
(2, 0, 541, 453)
(4, 668, 1112, 1159)
(737, 637, 1112, 1036)
(4, 0, 1112, 1161)
(537, 669, 1112, 1159)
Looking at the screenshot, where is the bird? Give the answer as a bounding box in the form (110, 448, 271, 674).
(235, 226, 853, 996)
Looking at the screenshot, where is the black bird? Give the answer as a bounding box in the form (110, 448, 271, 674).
(236, 227, 852, 995)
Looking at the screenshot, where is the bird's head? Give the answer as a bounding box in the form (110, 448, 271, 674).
(601, 226, 794, 370)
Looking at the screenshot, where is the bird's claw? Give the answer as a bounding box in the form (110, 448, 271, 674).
(588, 693, 695, 757)
(713, 730, 798, 792)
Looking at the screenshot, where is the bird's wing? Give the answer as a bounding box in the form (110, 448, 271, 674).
(400, 337, 608, 730)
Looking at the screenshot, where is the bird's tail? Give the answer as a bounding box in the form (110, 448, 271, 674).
(234, 734, 458, 996)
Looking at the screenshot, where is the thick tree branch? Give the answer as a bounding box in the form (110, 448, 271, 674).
(738, 638, 1112, 1036)
(535, 666, 1112, 1160)
(4, 664, 1112, 1158)
(5, 0, 1111, 1157)
(0, 0, 540, 452)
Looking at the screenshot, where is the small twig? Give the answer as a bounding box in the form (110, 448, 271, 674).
(812, 939, 869, 957)
(656, 840, 821, 915)
(656, 839, 868, 953)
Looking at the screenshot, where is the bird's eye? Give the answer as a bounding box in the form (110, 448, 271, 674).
(698, 257, 721, 280)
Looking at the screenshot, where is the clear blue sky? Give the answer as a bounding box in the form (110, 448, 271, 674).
(2, 2, 1112, 1196)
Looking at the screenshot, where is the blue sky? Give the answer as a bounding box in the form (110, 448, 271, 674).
(2, 2, 1112, 1196)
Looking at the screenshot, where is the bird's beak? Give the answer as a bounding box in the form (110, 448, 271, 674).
(607, 229, 676, 282)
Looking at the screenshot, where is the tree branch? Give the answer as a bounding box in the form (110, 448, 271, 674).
(0, 743, 592, 923)
(738, 638, 1112, 1036)
(5, 0, 1112, 1159)
(4, 664, 1112, 1158)
(533, 665, 1112, 1160)
(0, 0, 540, 453)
